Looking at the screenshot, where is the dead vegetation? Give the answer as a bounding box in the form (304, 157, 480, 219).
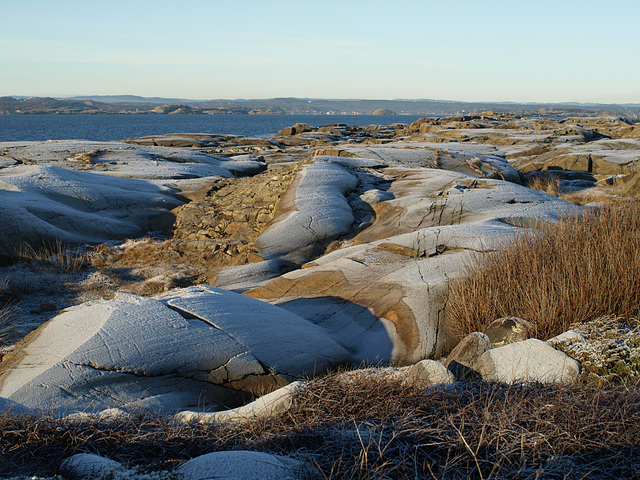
(15, 240, 87, 274)
(0, 372, 638, 478)
(0, 280, 16, 350)
(446, 200, 640, 342)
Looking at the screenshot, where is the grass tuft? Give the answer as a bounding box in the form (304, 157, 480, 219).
(445, 200, 640, 342)
(15, 240, 86, 274)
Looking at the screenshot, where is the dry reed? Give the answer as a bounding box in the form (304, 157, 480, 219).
(445, 200, 640, 341)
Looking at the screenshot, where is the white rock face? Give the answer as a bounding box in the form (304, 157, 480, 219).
(177, 450, 306, 480)
(248, 167, 575, 364)
(257, 160, 358, 263)
(0, 140, 265, 179)
(0, 140, 265, 255)
(475, 339, 581, 384)
(0, 287, 349, 414)
(0, 165, 184, 254)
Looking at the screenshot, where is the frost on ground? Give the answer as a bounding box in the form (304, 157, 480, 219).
(1, 468, 180, 480)
(553, 315, 640, 383)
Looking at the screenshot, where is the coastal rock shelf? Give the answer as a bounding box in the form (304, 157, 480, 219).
(1, 113, 639, 415)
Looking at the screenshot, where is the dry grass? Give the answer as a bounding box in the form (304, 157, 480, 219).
(523, 173, 562, 197)
(0, 372, 638, 478)
(0, 279, 17, 349)
(446, 200, 640, 342)
(16, 240, 87, 274)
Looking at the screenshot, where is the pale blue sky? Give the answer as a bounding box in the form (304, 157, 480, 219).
(2, 0, 639, 103)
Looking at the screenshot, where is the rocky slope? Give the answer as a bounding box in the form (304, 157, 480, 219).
(1, 114, 639, 417)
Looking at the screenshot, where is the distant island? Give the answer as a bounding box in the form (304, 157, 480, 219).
(1, 95, 639, 117)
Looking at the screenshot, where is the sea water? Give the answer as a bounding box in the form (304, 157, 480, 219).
(0, 114, 423, 142)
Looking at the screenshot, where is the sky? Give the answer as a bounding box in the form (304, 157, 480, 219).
(2, 0, 639, 103)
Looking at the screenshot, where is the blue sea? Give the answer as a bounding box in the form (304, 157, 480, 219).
(0, 114, 423, 142)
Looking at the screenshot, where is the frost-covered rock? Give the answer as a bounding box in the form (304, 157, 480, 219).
(248, 168, 575, 364)
(476, 339, 581, 384)
(177, 450, 306, 480)
(175, 380, 304, 424)
(257, 161, 358, 263)
(0, 140, 265, 256)
(0, 396, 31, 415)
(547, 330, 587, 345)
(61, 453, 127, 479)
(0, 287, 349, 414)
(0, 165, 184, 255)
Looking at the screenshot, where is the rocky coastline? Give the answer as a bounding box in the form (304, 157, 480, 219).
(1, 113, 639, 478)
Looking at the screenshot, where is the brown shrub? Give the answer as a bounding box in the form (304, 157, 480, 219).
(446, 200, 640, 341)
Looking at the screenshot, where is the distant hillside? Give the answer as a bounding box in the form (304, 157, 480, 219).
(1, 95, 639, 117)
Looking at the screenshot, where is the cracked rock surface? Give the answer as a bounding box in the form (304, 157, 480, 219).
(2, 114, 639, 415)
(0, 286, 349, 414)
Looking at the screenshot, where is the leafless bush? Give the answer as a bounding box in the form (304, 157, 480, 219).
(446, 200, 640, 341)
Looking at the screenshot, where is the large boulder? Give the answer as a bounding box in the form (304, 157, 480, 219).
(0, 286, 349, 414)
(475, 339, 581, 384)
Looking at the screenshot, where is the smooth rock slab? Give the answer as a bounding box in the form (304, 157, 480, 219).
(0, 286, 349, 414)
(0, 165, 184, 255)
(177, 450, 306, 480)
(257, 161, 358, 263)
(475, 339, 581, 384)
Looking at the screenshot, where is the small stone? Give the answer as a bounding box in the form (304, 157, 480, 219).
(444, 332, 492, 380)
(407, 359, 455, 387)
(547, 330, 586, 345)
(39, 302, 58, 312)
(484, 317, 532, 347)
(61, 453, 126, 479)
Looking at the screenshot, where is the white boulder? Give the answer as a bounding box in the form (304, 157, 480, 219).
(61, 453, 126, 479)
(177, 450, 306, 480)
(475, 339, 581, 384)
